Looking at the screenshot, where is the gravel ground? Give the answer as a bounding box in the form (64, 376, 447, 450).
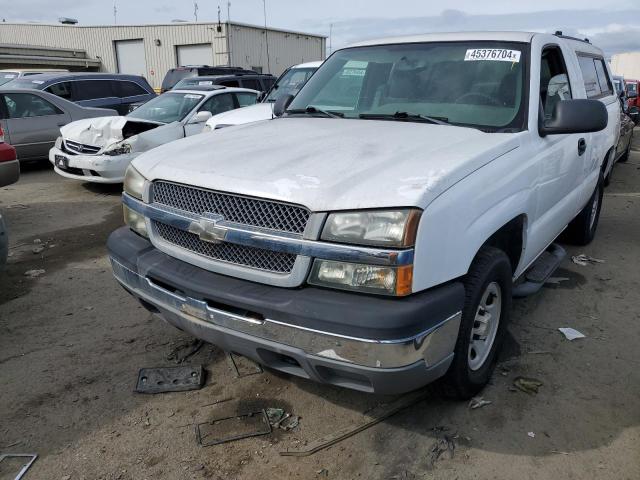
(1, 136, 639, 480)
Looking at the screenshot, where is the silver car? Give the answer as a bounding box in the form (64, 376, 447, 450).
(0, 89, 117, 162)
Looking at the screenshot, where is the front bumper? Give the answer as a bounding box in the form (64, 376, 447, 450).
(49, 146, 135, 184)
(108, 227, 464, 394)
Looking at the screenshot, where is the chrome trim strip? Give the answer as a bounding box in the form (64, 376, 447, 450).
(123, 193, 414, 266)
(110, 257, 460, 368)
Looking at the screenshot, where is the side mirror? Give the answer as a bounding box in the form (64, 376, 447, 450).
(189, 111, 213, 124)
(273, 94, 294, 117)
(539, 99, 608, 137)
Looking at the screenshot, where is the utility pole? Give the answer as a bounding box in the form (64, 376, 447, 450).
(194, 1, 199, 22)
(226, 1, 232, 66)
(262, 0, 271, 74)
(329, 23, 333, 56)
(113, 1, 117, 25)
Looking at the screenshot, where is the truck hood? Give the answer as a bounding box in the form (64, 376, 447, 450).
(134, 117, 520, 211)
(205, 102, 274, 128)
(60, 116, 183, 152)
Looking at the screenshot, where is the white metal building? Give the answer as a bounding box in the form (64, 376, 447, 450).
(611, 51, 640, 80)
(0, 22, 326, 89)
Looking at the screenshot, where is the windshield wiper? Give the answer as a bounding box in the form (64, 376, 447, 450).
(287, 106, 344, 118)
(359, 111, 449, 125)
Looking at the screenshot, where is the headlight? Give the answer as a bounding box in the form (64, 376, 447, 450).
(123, 165, 147, 200)
(308, 260, 413, 296)
(104, 142, 132, 156)
(321, 209, 421, 247)
(55, 136, 63, 149)
(123, 205, 148, 238)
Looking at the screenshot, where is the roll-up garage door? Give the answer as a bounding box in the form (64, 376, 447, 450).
(115, 39, 147, 77)
(177, 44, 213, 66)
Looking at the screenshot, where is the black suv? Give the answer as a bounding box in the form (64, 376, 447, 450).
(161, 66, 273, 93)
(4, 73, 156, 115)
(171, 73, 276, 93)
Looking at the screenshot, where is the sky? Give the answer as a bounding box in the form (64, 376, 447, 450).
(3, 0, 640, 57)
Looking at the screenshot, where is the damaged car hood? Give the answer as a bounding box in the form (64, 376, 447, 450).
(134, 117, 521, 211)
(60, 116, 184, 152)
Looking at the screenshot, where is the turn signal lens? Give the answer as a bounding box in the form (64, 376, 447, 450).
(308, 260, 413, 296)
(123, 205, 148, 238)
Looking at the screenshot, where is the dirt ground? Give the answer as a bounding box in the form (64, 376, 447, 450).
(1, 136, 639, 480)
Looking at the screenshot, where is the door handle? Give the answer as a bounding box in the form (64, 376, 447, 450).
(578, 138, 587, 156)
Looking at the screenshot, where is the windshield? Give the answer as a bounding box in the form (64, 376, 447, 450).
(289, 42, 528, 131)
(0, 72, 19, 86)
(265, 67, 316, 102)
(614, 79, 623, 95)
(127, 92, 203, 123)
(2, 78, 45, 89)
(626, 82, 638, 95)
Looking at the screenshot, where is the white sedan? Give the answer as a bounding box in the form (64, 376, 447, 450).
(203, 61, 321, 132)
(49, 86, 259, 183)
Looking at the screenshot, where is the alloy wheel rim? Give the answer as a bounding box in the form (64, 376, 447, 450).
(468, 282, 502, 371)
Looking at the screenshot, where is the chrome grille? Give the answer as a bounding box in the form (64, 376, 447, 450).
(152, 181, 310, 234)
(63, 139, 101, 155)
(154, 221, 296, 274)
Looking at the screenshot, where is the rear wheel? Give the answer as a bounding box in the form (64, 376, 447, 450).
(444, 246, 512, 399)
(564, 174, 604, 245)
(618, 135, 632, 163)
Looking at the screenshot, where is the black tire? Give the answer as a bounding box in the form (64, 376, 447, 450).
(564, 174, 604, 245)
(618, 136, 632, 163)
(443, 246, 512, 399)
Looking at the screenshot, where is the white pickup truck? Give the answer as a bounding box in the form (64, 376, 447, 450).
(108, 32, 618, 397)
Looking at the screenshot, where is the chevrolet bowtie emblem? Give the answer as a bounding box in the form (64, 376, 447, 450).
(188, 213, 228, 244)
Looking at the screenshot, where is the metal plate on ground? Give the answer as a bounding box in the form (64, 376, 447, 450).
(228, 352, 263, 378)
(0, 453, 38, 480)
(135, 365, 205, 393)
(196, 410, 271, 446)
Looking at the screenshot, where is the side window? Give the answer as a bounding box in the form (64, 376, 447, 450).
(578, 56, 602, 98)
(45, 82, 72, 100)
(241, 78, 261, 91)
(594, 58, 613, 96)
(235, 92, 258, 107)
(72, 80, 115, 101)
(219, 80, 239, 88)
(199, 93, 236, 115)
(262, 78, 276, 90)
(2, 93, 63, 118)
(540, 47, 572, 119)
(114, 81, 148, 98)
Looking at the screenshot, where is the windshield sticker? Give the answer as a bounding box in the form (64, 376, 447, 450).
(342, 68, 366, 77)
(464, 49, 521, 62)
(31, 80, 45, 84)
(184, 94, 201, 99)
(198, 81, 213, 85)
(4, 74, 16, 78)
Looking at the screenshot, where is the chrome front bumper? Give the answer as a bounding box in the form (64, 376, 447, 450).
(111, 256, 461, 371)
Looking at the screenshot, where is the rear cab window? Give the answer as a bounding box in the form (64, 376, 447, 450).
(577, 54, 613, 99)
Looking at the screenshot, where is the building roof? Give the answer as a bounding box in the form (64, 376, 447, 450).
(0, 21, 327, 39)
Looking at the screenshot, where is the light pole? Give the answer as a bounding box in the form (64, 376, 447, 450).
(262, 0, 271, 74)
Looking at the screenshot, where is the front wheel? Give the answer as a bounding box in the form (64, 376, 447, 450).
(444, 246, 512, 399)
(564, 174, 604, 245)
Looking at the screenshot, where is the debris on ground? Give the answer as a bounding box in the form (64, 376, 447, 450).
(545, 277, 569, 285)
(513, 377, 543, 395)
(201, 397, 233, 408)
(571, 254, 604, 266)
(0, 453, 38, 479)
(280, 389, 430, 457)
(24, 269, 45, 278)
(559, 327, 586, 341)
(265, 407, 300, 431)
(32, 244, 45, 254)
(227, 352, 263, 378)
(196, 410, 271, 446)
(316, 468, 329, 477)
(528, 432, 536, 438)
(426, 434, 456, 469)
(166, 339, 204, 364)
(468, 396, 491, 409)
(135, 365, 205, 394)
